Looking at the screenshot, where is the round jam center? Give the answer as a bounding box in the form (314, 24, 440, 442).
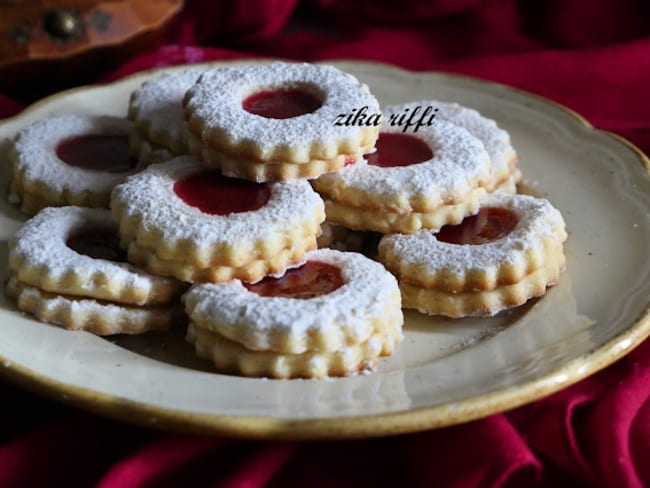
(173, 171, 271, 215)
(244, 261, 344, 299)
(56, 134, 135, 173)
(366, 133, 433, 168)
(435, 207, 519, 245)
(66, 229, 127, 262)
(242, 88, 322, 119)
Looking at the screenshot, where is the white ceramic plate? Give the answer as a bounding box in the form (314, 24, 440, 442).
(1, 61, 649, 439)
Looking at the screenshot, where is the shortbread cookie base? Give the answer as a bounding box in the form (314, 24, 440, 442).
(188, 132, 362, 182)
(184, 62, 380, 164)
(9, 167, 111, 214)
(400, 255, 566, 317)
(8, 179, 63, 215)
(9, 207, 186, 306)
(187, 321, 402, 379)
(323, 187, 486, 234)
(6, 276, 183, 335)
(112, 157, 325, 268)
(183, 249, 404, 354)
(378, 193, 568, 292)
(127, 235, 318, 283)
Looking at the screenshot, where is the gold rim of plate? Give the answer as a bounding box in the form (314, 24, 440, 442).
(1, 60, 649, 440)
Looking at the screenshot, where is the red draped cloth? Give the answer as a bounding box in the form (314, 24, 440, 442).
(2, 1, 650, 486)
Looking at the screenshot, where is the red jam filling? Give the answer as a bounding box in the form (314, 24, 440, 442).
(173, 170, 271, 215)
(56, 134, 136, 173)
(66, 229, 127, 262)
(244, 261, 344, 299)
(343, 155, 357, 166)
(435, 207, 519, 245)
(366, 133, 433, 168)
(242, 88, 322, 119)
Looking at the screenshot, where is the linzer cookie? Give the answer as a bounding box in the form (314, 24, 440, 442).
(184, 249, 402, 354)
(128, 69, 203, 155)
(8, 206, 185, 305)
(111, 155, 325, 283)
(313, 104, 492, 233)
(184, 249, 404, 378)
(6, 206, 185, 334)
(378, 193, 567, 317)
(184, 62, 380, 181)
(8, 114, 140, 215)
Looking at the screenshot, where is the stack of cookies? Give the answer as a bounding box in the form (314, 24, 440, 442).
(6, 62, 408, 379)
(5, 60, 567, 379)
(377, 193, 567, 317)
(312, 99, 567, 317)
(6, 206, 186, 334)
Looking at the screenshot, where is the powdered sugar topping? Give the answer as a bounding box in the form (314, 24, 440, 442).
(7, 275, 176, 333)
(129, 69, 203, 152)
(428, 100, 517, 179)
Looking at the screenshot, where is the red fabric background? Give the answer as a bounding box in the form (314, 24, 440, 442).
(2, 1, 650, 486)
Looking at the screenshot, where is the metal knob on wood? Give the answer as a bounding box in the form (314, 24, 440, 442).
(43, 9, 81, 40)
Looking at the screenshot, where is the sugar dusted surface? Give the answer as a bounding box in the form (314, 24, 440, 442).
(314, 108, 491, 208)
(112, 156, 324, 246)
(379, 193, 567, 275)
(11, 114, 135, 193)
(9, 207, 177, 301)
(428, 100, 517, 177)
(183, 249, 402, 353)
(184, 62, 380, 158)
(129, 70, 203, 149)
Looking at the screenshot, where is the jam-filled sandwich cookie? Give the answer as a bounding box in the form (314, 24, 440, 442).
(184, 249, 404, 378)
(184, 62, 380, 182)
(429, 100, 521, 193)
(128, 69, 203, 161)
(6, 206, 186, 334)
(8, 114, 140, 215)
(112, 156, 325, 283)
(378, 193, 567, 317)
(312, 103, 492, 234)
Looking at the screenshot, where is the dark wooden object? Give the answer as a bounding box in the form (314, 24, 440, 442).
(0, 0, 183, 100)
